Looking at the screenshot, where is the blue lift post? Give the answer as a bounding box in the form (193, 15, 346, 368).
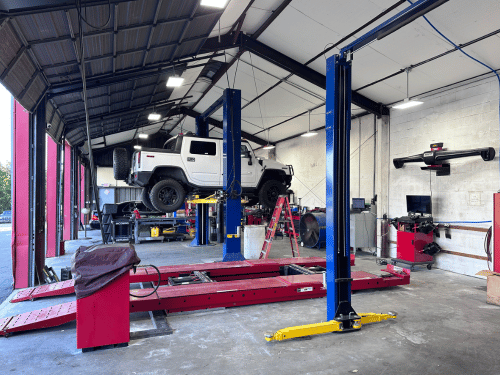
(325, 0, 450, 326)
(222, 89, 245, 261)
(263, 0, 451, 341)
(189, 115, 211, 247)
(189, 89, 244, 261)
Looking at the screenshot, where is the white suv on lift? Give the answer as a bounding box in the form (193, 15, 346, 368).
(113, 133, 294, 212)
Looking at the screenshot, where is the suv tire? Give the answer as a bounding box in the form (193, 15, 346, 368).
(141, 187, 156, 211)
(113, 148, 130, 180)
(258, 180, 285, 209)
(149, 179, 186, 213)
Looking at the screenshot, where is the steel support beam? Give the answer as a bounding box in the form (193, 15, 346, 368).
(70, 147, 79, 239)
(80, 163, 86, 228)
(46, 136, 58, 258)
(200, 33, 388, 117)
(64, 96, 188, 130)
(31, 98, 47, 284)
(0, 0, 130, 18)
(340, 0, 450, 55)
(47, 52, 223, 98)
(63, 141, 72, 241)
(180, 107, 267, 146)
(222, 89, 244, 262)
(56, 143, 64, 256)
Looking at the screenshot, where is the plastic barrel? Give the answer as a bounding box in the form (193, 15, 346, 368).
(300, 212, 326, 248)
(244, 225, 266, 259)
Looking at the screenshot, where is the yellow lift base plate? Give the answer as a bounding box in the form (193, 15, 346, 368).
(264, 312, 397, 342)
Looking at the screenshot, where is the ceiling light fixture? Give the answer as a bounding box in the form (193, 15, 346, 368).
(393, 68, 423, 110)
(200, 0, 229, 8)
(138, 133, 149, 139)
(134, 145, 142, 150)
(148, 112, 161, 121)
(263, 129, 275, 150)
(166, 76, 184, 87)
(301, 110, 318, 137)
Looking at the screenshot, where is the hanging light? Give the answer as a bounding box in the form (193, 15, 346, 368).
(200, 0, 229, 8)
(301, 110, 318, 137)
(263, 129, 275, 149)
(148, 113, 161, 121)
(166, 76, 184, 87)
(393, 68, 423, 109)
(138, 133, 149, 139)
(134, 145, 142, 150)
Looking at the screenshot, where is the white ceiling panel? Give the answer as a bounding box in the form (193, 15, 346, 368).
(419, 0, 500, 43)
(241, 0, 283, 35)
(208, 0, 252, 38)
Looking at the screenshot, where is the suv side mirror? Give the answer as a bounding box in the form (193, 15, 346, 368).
(248, 159, 253, 166)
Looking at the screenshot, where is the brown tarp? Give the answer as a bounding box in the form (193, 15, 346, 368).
(71, 244, 141, 299)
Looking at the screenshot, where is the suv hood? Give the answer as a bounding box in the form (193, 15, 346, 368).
(262, 159, 291, 174)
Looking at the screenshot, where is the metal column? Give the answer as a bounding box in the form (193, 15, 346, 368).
(80, 163, 86, 227)
(325, 54, 356, 324)
(31, 100, 47, 284)
(46, 135, 58, 258)
(56, 143, 64, 255)
(222, 89, 244, 262)
(63, 141, 72, 241)
(70, 148, 79, 239)
(325, 0, 451, 324)
(189, 115, 211, 247)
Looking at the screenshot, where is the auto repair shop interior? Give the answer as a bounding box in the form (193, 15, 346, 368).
(0, 0, 500, 374)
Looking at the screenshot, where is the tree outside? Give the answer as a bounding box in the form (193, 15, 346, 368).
(0, 162, 11, 213)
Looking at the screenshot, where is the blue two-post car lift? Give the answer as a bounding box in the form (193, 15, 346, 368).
(266, 0, 450, 341)
(189, 88, 245, 262)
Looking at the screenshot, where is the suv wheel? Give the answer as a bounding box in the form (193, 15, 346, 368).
(113, 148, 130, 180)
(258, 180, 285, 209)
(141, 187, 156, 211)
(149, 179, 186, 213)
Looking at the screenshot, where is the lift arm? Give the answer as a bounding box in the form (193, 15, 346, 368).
(265, 312, 398, 341)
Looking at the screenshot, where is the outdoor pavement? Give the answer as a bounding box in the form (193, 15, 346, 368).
(0, 223, 12, 304)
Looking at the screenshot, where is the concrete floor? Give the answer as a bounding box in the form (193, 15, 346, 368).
(1, 230, 500, 375)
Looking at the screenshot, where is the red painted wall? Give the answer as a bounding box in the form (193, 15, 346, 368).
(63, 141, 72, 241)
(46, 136, 58, 257)
(12, 101, 30, 288)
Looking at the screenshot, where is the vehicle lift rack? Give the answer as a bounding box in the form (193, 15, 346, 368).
(265, 0, 450, 341)
(1, 258, 409, 337)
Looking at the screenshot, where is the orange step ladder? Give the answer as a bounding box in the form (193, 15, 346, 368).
(259, 195, 300, 259)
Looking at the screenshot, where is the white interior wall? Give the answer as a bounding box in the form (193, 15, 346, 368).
(96, 167, 128, 187)
(388, 75, 500, 277)
(267, 113, 376, 209)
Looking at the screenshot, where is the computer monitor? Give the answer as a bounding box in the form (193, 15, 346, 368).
(406, 195, 432, 215)
(352, 198, 365, 210)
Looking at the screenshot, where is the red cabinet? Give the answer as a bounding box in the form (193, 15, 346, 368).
(397, 229, 434, 263)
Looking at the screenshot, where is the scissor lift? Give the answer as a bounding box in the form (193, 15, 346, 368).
(1, 258, 409, 337)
